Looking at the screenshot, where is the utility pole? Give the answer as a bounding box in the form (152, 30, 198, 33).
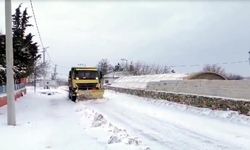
(53, 64, 58, 87)
(34, 66, 37, 93)
(42, 47, 48, 89)
(53, 64, 57, 80)
(43, 48, 46, 66)
(55, 64, 57, 80)
(248, 51, 250, 65)
(5, 0, 16, 125)
(42, 47, 46, 88)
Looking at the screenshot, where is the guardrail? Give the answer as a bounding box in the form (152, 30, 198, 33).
(0, 84, 25, 94)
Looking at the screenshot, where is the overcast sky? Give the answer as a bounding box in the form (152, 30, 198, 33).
(1, 0, 250, 78)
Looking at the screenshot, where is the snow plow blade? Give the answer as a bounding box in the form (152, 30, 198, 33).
(77, 89, 104, 100)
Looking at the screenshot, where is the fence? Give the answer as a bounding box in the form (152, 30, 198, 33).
(0, 84, 25, 94)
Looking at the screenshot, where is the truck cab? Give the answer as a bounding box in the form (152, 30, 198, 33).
(68, 67, 103, 102)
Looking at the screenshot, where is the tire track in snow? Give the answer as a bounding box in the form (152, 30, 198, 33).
(86, 102, 236, 150)
(82, 91, 250, 150)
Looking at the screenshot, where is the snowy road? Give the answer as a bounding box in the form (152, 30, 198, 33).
(0, 87, 148, 150)
(84, 90, 250, 150)
(0, 88, 107, 150)
(1, 87, 250, 150)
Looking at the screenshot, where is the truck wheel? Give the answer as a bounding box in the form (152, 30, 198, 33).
(72, 96, 77, 102)
(68, 92, 71, 100)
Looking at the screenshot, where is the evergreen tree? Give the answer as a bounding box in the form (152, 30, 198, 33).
(0, 4, 40, 84)
(0, 34, 6, 84)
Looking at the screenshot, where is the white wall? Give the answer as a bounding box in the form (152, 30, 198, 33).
(146, 80, 250, 100)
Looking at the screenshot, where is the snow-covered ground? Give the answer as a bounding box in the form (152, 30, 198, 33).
(0, 87, 148, 150)
(85, 91, 250, 150)
(1, 87, 250, 150)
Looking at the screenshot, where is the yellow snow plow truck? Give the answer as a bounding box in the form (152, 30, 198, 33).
(68, 67, 104, 102)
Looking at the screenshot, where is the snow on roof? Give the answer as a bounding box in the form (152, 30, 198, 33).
(104, 71, 130, 78)
(110, 73, 188, 89)
(115, 73, 187, 82)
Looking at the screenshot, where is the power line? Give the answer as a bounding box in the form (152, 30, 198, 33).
(45, 50, 53, 63)
(28, 0, 249, 73)
(169, 60, 248, 68)
(29, 0, 45, 50)
(30, 0, 50, 88)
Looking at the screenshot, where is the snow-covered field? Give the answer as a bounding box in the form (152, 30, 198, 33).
(1, 87, 250, 150)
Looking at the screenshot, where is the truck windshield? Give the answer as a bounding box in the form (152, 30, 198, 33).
(74, 71, 98, 80)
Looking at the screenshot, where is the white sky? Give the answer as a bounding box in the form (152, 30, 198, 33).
(1, 0, 250, 78)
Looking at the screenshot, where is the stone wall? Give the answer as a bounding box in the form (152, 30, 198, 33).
(147, 80, 250, 100)
(107, 86, 250, 116)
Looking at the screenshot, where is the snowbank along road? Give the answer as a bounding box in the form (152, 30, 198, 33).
(84, 90, 250, 150)
(1, 87, 250, 150)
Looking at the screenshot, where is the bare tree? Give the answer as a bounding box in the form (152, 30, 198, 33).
(202, 64, 225, 75)
(97, 59, 114, 75)
(34, 61, 50, 78)
(108, 64, 114, 72)
(202, 64, 244, 80)
(133, 62, 142, 75)
(129, 61, 170, 75)
(226, 73, 244, 80)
